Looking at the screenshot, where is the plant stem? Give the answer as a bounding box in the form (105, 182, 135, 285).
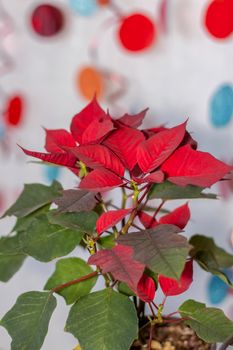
(148, 323, 153, 350)
(52, 271, 99, 293)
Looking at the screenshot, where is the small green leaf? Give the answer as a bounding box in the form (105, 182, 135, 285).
(48, 211, 98, 233)
(179, 299, 233, 343)
(65, 289, 138, 350)
(98, 235, 116, 249)
(20, 215, 83, 262)
(0, 235, 26, 282)
(3, 181, 62, 218)
(0, 291, 57, 350)
(44, 258, 98, 304)
(190, 235, 233, 286)
(149, 181, 217, 200)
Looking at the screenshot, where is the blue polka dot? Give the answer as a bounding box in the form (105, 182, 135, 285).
(69, 0, 97, 16)
(44, 166, 61, 183)
(209, 84, 233, 127)
(207, 272, 230, 305)
(0, 120, 6, 140)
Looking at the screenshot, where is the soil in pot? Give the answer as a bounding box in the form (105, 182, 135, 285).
(131, 321, 212, 350)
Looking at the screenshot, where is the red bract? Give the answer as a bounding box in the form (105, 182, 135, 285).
(66, 144, 125, 177)
(137, 121, 187, 173)
(103, 126, 145, 170)
(79, 168, 123, 192)
(20, 146, 77, 169)
(116, 109, 148, 128)
(96, 208, 133, 235)
(133, 170, 164, 184)
(139, 203, 190, 230)
(88, 245, 145, 292)
(159, 260, 193, 296)
(44, 129, 76, 153)
(70, 97, 112, 144)
(137, 274, 156, 302)
(161, 145, 233, 187)
(159, 203, 190, 230)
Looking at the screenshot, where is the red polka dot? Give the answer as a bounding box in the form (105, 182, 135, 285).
(4, 96, 24, 127)
(204, 0, 233, 39)
(118, 13, 156, 52)
(31, 4, 64, 37)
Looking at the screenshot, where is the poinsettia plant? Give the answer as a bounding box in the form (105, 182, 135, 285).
(1, 98, 233, 350)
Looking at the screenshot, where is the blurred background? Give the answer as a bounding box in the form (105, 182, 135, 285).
(0, 0, 233, 348)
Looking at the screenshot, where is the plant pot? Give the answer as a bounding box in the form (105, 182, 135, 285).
(130, 320, 216, 350)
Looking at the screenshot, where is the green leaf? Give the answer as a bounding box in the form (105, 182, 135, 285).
(190, 235, 233, 286)
(118, 225, 191, 279)
(3, 181, 62, 218)
(12, 204, 51, 233)
(44, 258, 98, 304)
(98, 235, 116, 249)
(0, 291, 57, 350)
(47, 211, 98, 233)
(179, 299, 233, 343)
(20, 215, 83, 262)
(118, 283, 135, 296)
(0, 235, 26, 282)
(149, 181, 217, 200)
(65, 289, 138, 350)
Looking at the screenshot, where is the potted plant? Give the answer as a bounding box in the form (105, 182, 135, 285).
(1, 98, 233, 350)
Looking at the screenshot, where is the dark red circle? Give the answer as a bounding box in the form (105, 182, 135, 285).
(204, 0, 233, 39)
(118, 13, 156, 52)
(4, 96, 24, 127)
(31, 4, 64, 37)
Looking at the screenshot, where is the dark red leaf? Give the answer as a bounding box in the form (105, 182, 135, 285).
(161, 145, 233, 187)
(159, 203, 190, 229)
(116, 108, 148, 128)
(96, 208, 132, 235)
(137, 121, 187, 173)
(180, 131, 198, 150)
(137, 274, 156, 302)
(82, 118, 114, 144)
(54, 189, 96, 212)
(134, 170, 164, 184)
(159, 260, 193, 296)
(4, 95, 24, 126)
(103, 126, 145, 170)
(138, 211, 158, 229)
(79, 168, 123, 192)
(88, 245, 145, 291)
(44, 128, 76, 153)
(19, 146, 77, 168)
(70, 97, 110, 144)
(142, 126, 167, 139)
(66, 144, 125, 176)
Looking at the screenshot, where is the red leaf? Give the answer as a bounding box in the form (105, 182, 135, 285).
(19, 146, 77, 168)
(161, 145, 233, 187)
(137, 274, 156, 302)
(137, 121, 187, 173)
(159, 203, 190, 229)
(82, 118, 114, 144)
(79, 168, 123, 192)
(66, 144, 125, 176)
(88, 245, 145, 291)
(116, 108, 148, 128)
(44, 129, 76, 153)
(159, 260, 193, 296)
(96, 208, 132, 235)
(134, 170, 164, 184)
(138, 211, 158, 229)
(4, 96, 24, 126)
(103, 127, 145, 170)
(70, 97, 110, 144)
